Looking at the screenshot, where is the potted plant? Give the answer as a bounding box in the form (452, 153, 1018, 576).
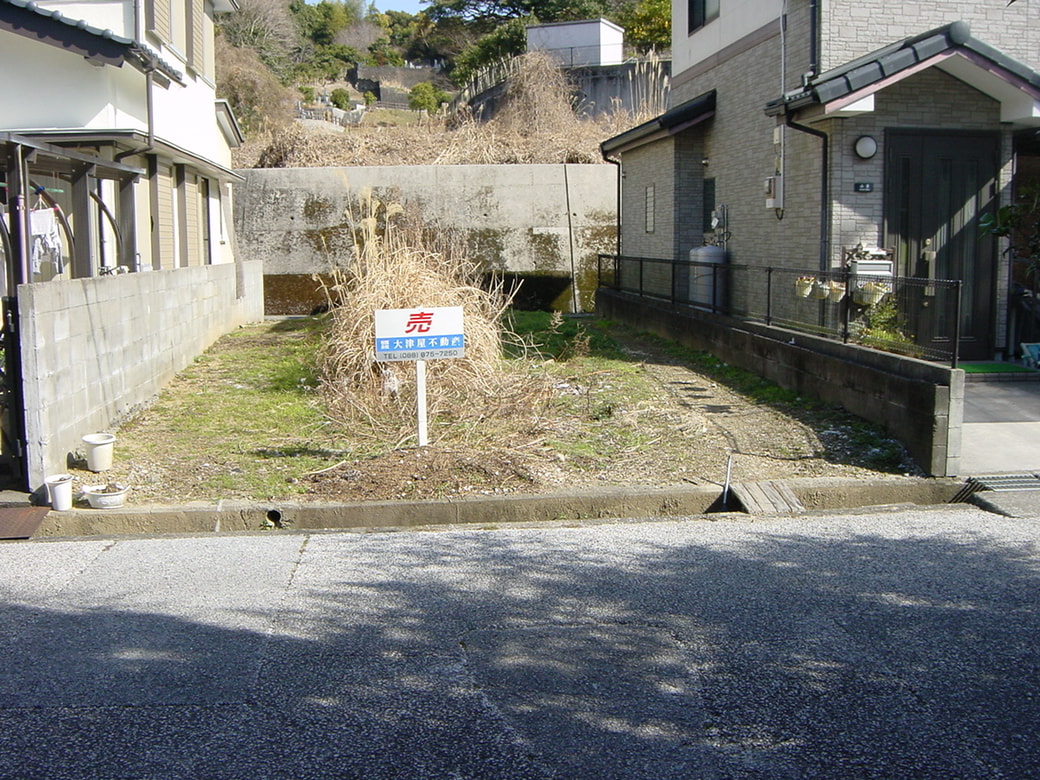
(82, 482, 128, 509)
(794, 275, 815, 297)
(854, 280, 890, 306)
(826, 280, 846, 303)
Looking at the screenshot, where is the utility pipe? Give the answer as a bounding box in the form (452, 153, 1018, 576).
(786, 114, 830, 272)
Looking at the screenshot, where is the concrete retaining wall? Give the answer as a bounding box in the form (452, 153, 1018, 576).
(597, 289, 963, 477)
(234, 165, 617, 314)
(18, 260, 265, 489)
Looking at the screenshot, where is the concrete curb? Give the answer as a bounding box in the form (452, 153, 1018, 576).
(31, 476, 967, 539)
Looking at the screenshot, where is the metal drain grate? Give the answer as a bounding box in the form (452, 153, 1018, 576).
(968, 474, 1040, 492)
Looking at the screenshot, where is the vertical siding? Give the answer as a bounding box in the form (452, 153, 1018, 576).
(156, 163, 176, 270)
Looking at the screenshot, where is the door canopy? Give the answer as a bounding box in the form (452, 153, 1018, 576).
(765, 21, 1040, 129)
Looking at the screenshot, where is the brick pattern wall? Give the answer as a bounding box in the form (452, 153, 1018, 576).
(621, 142, 675, 262)
(669, 21, 823, 273)
(829, 67, 1007, 259)
(821, 0, 1040, 72)
(19, 261, 265, 488)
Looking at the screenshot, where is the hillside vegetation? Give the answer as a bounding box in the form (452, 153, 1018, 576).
(233, 51, 652, 168)
(217, 0, 670, 166)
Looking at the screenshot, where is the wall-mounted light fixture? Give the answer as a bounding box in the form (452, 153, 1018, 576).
(854, 135, 878, 159)
(701, 158, 709, 166)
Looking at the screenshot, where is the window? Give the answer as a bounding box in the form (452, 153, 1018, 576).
(688, 0, 719, 34)
(645, 184, 655, 233)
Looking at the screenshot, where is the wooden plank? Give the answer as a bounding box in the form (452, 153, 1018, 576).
(731, 482, 771, 515)
(0, 506, 50, 540)
(731, 481, 805, 516)
(770, 481, 806, 513)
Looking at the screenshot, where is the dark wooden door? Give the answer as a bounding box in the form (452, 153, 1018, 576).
(884, 130, 999, 361)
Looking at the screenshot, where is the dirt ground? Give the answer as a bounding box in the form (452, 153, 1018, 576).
(300, 334, 918, 503)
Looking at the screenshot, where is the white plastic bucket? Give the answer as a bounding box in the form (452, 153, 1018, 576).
(45, 473, 74, 511)
(82, 433, 116, 472)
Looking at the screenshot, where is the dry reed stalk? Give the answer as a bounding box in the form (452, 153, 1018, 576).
(245, 52, 633, 168)
(319, 190, 551, 446)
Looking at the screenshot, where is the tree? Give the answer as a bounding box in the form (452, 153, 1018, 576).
(330, 87, 353, 109)
(217, 0, 300, 81)
(450, 15, 528, 85)
(426, 0, 614, 24)
(614, 0, 669, 53)
(408, 81, 450, 111)
(293, 0, 363, 46)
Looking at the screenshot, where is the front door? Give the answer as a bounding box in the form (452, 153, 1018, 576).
(884, 130, 999, 361)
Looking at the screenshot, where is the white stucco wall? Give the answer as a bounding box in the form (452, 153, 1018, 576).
(0, 31, 148, 132)
(672, 0, 781, 76)
(527, 19, 625, 67)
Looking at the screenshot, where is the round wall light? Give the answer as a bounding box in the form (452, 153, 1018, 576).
(854, 135, 878, 159)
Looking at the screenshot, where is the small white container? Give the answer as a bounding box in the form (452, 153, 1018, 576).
(45, 474, 74, 511)
(82, 484, 128, 509)
(82, 433, 116, 472)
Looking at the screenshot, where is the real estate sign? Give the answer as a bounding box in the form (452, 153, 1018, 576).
(374, 307, 465, 362)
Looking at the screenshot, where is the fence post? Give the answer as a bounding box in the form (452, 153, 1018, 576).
(841, 267, 850, 343)
(952, 279, 962, 369)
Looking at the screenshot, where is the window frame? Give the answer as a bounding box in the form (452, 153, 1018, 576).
(688, 0, 720, 35)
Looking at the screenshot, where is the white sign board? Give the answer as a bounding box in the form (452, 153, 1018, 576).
(374, 306, 465, 362)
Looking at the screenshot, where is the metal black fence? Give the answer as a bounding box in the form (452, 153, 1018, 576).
(598, 254, 964, 367)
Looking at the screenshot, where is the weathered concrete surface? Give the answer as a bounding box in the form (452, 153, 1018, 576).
(234, 165, 617, 313)
(3, 505, 1040, 778)
(31, 477, 963, 538)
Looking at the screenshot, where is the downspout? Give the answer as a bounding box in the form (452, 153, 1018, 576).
(786, 114, 829, 272)
(605, 156, 622, 258)
(114, 65, 157, 161)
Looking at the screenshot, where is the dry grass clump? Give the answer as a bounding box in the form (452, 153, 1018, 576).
(319, 191, 549, 446)
(240, 51, 657, 169)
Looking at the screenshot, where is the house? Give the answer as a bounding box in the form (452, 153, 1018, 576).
(0, 0, 263, 493)
(526, 18, 626, 68)
(601, 1, 1040, 363)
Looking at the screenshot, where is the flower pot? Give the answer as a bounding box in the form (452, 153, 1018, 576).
(794, 279, 814, 297)
(45, 473, 74, 511)
(854, 288, 885, 306)
(826, 283, 846, 303)
(811, 281, 830, 300)
(82, 433, 115, 472)
(82, 484, 128, 509)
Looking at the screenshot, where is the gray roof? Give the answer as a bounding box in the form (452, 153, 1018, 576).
(601, 90, 716, 156)
(766, 21, 1040, 116)
(0, 0, 183, 83)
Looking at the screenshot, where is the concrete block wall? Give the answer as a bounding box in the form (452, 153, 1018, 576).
(598, 288, 963, 477)
(235, 165, 618, 313)
(18, 261, 264, 489)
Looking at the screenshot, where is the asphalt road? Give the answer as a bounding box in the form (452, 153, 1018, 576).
(2, 506, 1039, 779)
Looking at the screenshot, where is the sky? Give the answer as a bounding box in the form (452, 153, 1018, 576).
(371, 0, 429, 14)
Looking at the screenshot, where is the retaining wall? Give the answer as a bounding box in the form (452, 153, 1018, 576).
(597, 288, 963, 477)
(19, 261, 265, 489)
(234, 165, 618, 314)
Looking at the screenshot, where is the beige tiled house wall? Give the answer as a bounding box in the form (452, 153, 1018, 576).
(821, 0, 1040, 72)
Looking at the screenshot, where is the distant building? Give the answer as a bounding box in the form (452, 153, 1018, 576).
(526, 18, 625, 68)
